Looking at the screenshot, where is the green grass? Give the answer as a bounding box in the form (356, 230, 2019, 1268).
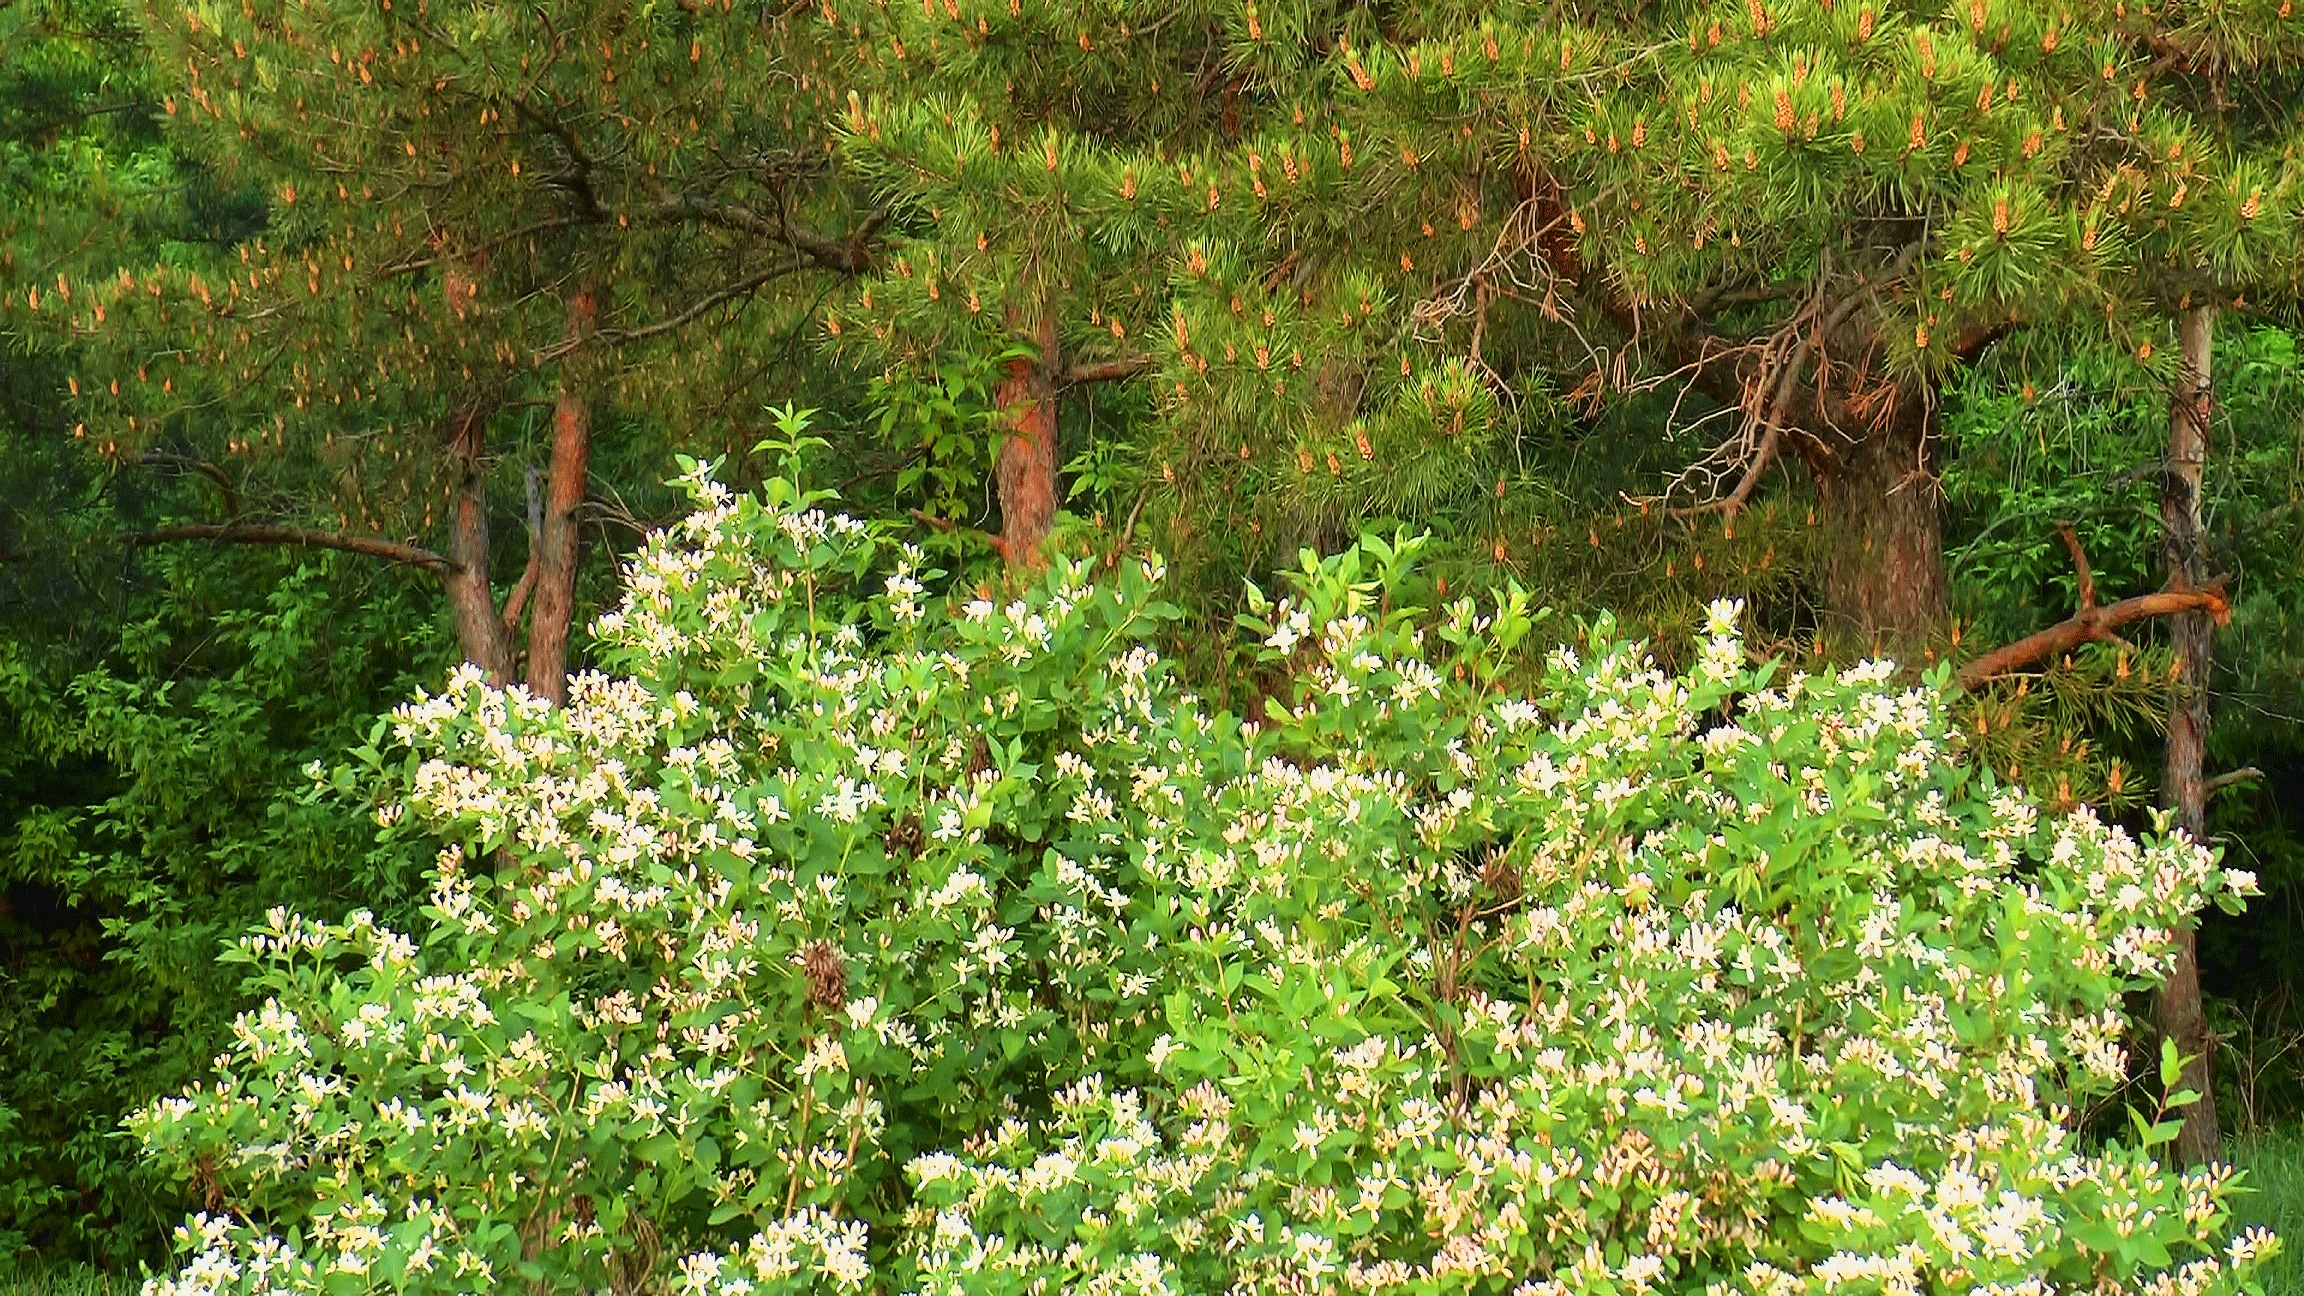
(0, 1268, 130, 1296)
(2234, 1127, 2304, 1295)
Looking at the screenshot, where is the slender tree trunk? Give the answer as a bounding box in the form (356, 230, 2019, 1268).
(441, 404, 515, 683)
(1814, 395, 1948, 656)
(2157, 302, 2221, 1167)
(992, 313, 1060, 568)
(526, 289, 596, 706)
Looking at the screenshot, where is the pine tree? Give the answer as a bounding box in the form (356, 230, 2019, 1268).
(9, 0, 879, 700)
(829, 0, 2304, 648)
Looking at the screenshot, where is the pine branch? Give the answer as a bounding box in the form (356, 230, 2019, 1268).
(1955, 525, 2229, 689)
(380, 217, 584, 277)
(514, 102, 608, 221)
(783, 200, 889, 275)
(130, 523, 456, 573)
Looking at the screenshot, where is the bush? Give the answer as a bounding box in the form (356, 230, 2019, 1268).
(132, 459, 2271, 1295)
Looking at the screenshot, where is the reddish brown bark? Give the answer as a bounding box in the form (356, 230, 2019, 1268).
(525, 290, 597, 706)
(442, 404, 516, 684)
(1957, 527, 2230, 690)
(2157, 304, 2221, 1166)
(1814, 398, 1949, 655)
(991, 315, 1060, 568)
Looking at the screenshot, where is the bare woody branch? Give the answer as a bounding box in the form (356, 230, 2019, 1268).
(2056, 523, 2097, 609)
(537, 263, 803, 361)
(661, 192, 889, 275)
(1059, 354, 1154, 386)
(2207, 767, 2265, 795)
(133, 453, 242, 519)
(1955, 525, 2229, 690)
(131, 522, 456, 573)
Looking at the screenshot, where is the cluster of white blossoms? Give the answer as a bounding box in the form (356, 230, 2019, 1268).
(135, 464, 2266, 1295)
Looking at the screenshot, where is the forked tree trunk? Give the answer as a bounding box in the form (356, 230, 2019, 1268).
(2156, 303, 2221, 1167)
(525, 290, 596, 706)
(441, 404, 515, 684)
(992, 314, 1060, 568)
(1814, 396, 1949, 656)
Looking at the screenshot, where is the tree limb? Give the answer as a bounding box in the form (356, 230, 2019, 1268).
(1690, 280, 1804, 317)
(1956, 527, 2230, 689)
(1059, 354, 1154, 386)
(660, 191, 887, 274)
(380, 216, 582, 277)
(130, 522, 455, 573)
(2056, 522, 2097, 609)
(781, 199, 888, 275)
(2206, 767, 2264, 795)
(537, 263, 801, 360)
(1950, 318, 2018, 364)
(1103, 485, 1153, 571)
(1955, 586, 2229, 689)
(132, 453, 241, 519)
(513, 102, 608, 221)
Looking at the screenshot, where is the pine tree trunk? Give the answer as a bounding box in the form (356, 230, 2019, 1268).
(2157, 303, 2221, 1167)
(1814, 397, 1948, 656)
(441, 404, 515, 684)
(525, 290, 596, 707)
(992, 314, 1060, 568)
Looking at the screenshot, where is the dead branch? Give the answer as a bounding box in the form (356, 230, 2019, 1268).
(1059, 354, 1154, 386)
(1103, 485, 1153, 571)
(131, 522, 456, 573)
(2206, 767, 2265, 795)
(538, 263, 803, 361)
(132, 453, 241, 519)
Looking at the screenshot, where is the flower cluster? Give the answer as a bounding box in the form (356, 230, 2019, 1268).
(135, 464, 2266, 1295)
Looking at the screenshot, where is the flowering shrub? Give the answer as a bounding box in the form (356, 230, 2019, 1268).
(133, 460, 2270, 1295)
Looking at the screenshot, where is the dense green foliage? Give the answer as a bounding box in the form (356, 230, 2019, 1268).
(0, 460, 449, 1261)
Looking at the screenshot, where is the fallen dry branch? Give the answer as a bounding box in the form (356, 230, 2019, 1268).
(1955, 525, 2228, 690)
